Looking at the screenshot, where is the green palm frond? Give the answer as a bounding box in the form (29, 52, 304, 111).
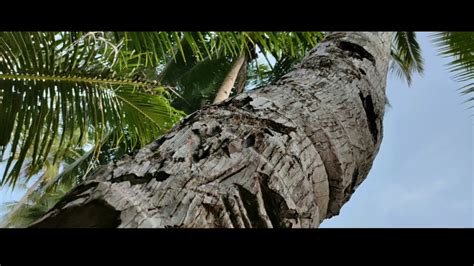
(1, 178, 76, 227)
(431, 32, 474, 105)
(113, 32, 323, 67)
(114, 88, 184, 146)
(0, 32, 117, 78)
(0, 32, 184, 187)
(155, 32, 321, 113)
(0, 131, 115, 228)
(390, 32, 424, 85)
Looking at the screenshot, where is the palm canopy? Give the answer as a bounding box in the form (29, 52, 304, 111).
(0, 32, 185, 188)
(4, 31, 465, 228)
(0, 32, 325, 187)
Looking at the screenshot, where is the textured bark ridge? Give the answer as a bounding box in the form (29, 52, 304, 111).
(31, 32, 393, 228)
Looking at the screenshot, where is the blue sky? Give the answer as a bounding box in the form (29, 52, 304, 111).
(0, 32, 472, 227)
(321, 32, 473, 227)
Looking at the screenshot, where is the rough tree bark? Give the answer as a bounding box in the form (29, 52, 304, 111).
(30, 32, 393, 228)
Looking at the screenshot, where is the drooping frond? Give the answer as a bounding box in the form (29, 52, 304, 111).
(431, 32, 474, 105)
(113, 32, 324, 67)
(164, 55, 234, 114)
(0, 32, 184, 187)
(0, 131, 117, 228)
(1, 176, 77, 228)
(111, 32, 323, 113)
(390, 32, 424, 85)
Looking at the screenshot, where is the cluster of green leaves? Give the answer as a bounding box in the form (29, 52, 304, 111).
(0, 32, 189, 227)
(0, 129, 135, 228)
(391, 32, 424, 85)
(153, 32, 325, 114)
(0, 32, 184, 188)
(115, 32, 322, 66)
(432, 32, 474, 106)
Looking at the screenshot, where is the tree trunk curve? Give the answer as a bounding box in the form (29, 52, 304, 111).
(31, 32, 393, 228)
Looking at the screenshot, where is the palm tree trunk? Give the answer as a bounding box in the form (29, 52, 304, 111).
(234, 57, 248, 94)
(30, 32, 393, 228)
(213, 54, 247, 104)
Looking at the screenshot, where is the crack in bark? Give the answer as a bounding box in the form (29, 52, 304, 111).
(111, 170, 170, 185)
(31, 199, 121, 228)
(234, 184, 268, 228)
(358, 92, 378, 142)
(52, 181, 99, 209)
(345, 167, 359, 195)
(216, 165, 246, 183)
(230, 111, 296, 135)
(338, 41, 376, 66)
(244, 134, 256, 148)
(258, 174, 292, 228)
(192, 144, 212, 163)
(233, 195, 252, 228)
(111, 173, 150, 185)
(221, 196, 239, 228)
(202, 202, 226, 227)
(154, 171, 171, 181)
(229, 95, 253, 108)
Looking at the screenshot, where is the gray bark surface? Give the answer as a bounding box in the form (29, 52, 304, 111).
(31, 32, 393, 228)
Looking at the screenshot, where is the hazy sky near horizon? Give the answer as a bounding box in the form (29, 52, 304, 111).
(0, 32, 472, 227)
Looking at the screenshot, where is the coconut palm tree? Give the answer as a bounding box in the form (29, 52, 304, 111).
(1, 32, 468, 227)
(26, 32, 400, 228)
